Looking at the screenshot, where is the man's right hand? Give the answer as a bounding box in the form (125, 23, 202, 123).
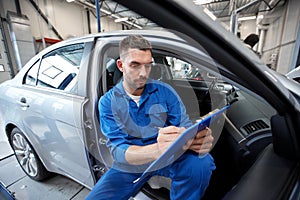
(125, 126, 185, 165)
(156, 126, 185, 156)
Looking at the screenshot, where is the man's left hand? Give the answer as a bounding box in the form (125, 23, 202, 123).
(183, 127, 214, 154)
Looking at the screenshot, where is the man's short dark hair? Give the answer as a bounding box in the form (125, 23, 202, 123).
(119, 35, 152, 60)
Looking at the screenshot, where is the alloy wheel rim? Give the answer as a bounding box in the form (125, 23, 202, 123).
(12, 133, 38, 177)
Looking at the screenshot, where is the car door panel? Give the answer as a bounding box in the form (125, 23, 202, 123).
(223, 144, 299, 200)
(15, 86, 94, 188)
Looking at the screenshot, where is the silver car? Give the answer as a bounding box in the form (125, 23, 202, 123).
(286, 66, 300, 83)
(1, 1, 300, 199)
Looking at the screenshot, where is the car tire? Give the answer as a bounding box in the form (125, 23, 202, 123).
(10, 127, 52, 181)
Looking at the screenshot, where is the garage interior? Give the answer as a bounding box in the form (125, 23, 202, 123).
(0, 0, 300, 199)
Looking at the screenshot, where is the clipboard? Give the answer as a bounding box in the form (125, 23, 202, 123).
(133, 104, 230, 184)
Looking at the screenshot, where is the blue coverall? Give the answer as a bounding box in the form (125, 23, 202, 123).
(85, 79, 216, 200)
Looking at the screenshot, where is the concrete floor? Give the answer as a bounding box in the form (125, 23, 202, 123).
(0, 155, 90, 200)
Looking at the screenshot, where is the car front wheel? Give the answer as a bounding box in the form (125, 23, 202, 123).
(10, 127, 52, 181)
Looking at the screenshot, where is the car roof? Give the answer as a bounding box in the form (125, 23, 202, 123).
(57, 29, 184, 46)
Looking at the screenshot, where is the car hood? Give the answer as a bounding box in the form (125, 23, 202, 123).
(286, 66, 300, 80)
(271, 69, 300, 103)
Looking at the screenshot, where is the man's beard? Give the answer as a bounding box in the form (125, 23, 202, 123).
(134, 77, 147, 89)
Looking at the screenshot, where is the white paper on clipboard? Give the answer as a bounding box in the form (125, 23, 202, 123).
(133, 104, 230, 184)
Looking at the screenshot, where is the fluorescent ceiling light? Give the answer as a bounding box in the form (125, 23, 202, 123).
(257, 15, 264, 19)
(111, 14, 119, 18)
(114, 17, 129, 23)
(66, 0, 74, 2)
(238, 16, 256, 21)
(203, 8, 217, 21)
(193, 0, 214, 5)
(101, 9, 112, 15)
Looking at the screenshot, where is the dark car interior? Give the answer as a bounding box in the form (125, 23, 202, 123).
(93, 45, 281, 199)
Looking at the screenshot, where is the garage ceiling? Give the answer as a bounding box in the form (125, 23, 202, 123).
(196, 0, 284, 18)
(73, 0, 285, 29)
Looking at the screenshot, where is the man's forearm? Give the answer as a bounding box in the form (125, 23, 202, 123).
(125, 144, 160, 165)
(125, 126, 184, 165)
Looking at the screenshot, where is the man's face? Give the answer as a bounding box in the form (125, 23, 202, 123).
(117, 48, 152, 95)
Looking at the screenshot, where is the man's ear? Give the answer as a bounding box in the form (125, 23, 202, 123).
(116, 59, 124, 72)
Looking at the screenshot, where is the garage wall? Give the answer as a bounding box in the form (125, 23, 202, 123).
(260, 0, 300, 74)
(260, 7, 284, 71)
(219, 18, 258, 49)
(21, 0, 87, 39)
(218, 1, 300, 74)
(0, 0, 122, 40)
(276, 0, 300, 73)
(0, 0, 124, 76)
(0, 20, 12, 83)
(239, 19, 257, 42)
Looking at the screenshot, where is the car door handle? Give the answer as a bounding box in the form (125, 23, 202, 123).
(18, 97, 29, 108)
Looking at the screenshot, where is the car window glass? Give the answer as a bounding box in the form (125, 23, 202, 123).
(165, 56, 215, 82)
(102, 48, 215, 90)
(166, 57, 190, 79)
(37, 43, 84, 93)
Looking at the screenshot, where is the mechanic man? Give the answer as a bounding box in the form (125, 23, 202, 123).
(85, 35, 216, 200)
